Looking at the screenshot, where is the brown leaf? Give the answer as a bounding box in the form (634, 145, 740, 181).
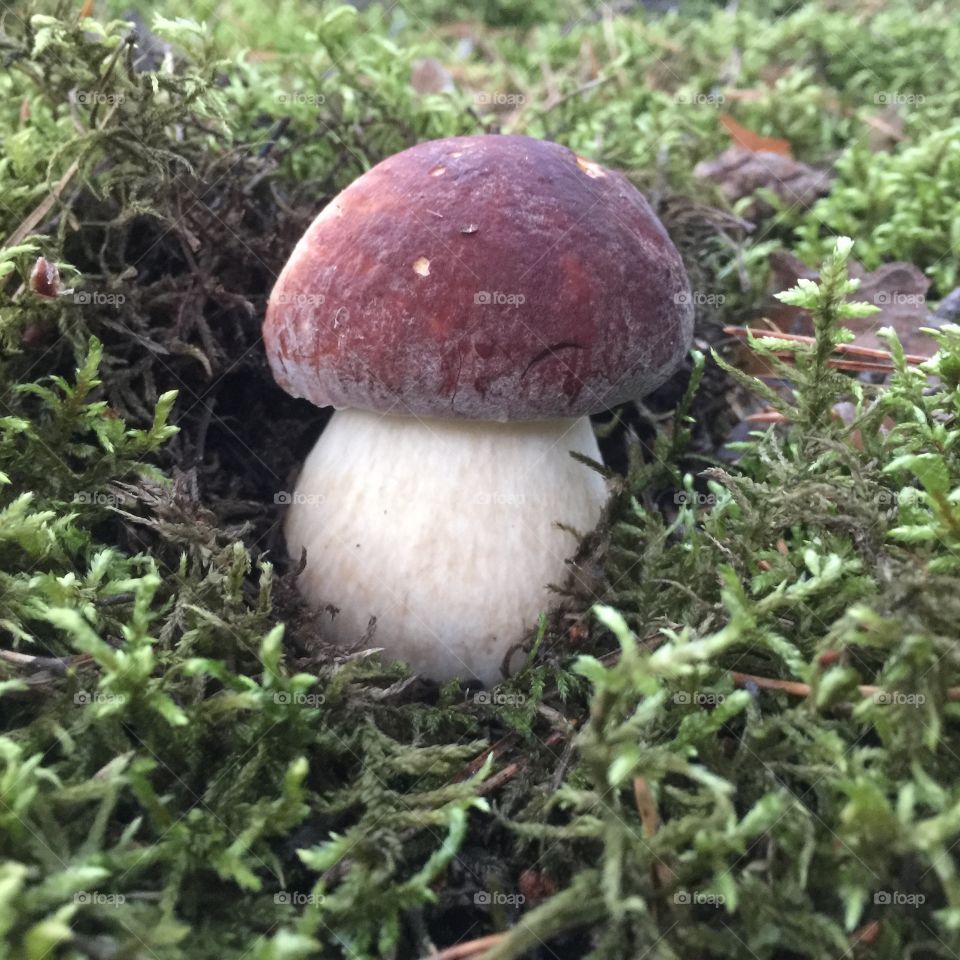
(852, 921, 881, 947)
(728, 252, 936, 387)
(694, 146, 831, 220)
(850, 261, 932, 353)
(719, 114, 792, 157)
(864, 106, 906, 151)
(518, 869, 556, 902)
(722, 89, 767, 103)
(764, 249, 821, 337)
(768, 251, 934, 356)
(410, 58, 454, 95)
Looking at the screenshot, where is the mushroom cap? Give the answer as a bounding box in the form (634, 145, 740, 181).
(264, 134, 693, 420)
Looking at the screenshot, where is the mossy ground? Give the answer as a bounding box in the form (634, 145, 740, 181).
(4, 1, 960, 958)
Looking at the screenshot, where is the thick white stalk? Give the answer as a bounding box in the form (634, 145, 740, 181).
(284, 410, 607, 686)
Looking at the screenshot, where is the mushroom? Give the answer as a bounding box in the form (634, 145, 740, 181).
(264, 134, 693, 686)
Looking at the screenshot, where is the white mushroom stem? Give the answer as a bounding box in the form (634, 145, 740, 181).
(284, 409, 608, 686)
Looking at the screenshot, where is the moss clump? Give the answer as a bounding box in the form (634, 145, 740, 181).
(796, 125, 960, 293)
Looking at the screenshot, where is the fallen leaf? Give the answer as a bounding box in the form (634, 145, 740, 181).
(852, 921, 882, 947)
(720, 114, 793, 157)
(767, 250, 935, 356)
(722, 89, 767, 103)
(864, 106, 906, 151)
(518, 870, 556, 902)
(410, 58, 454, 95)
(758, 64, 796, 87)
(851, 262, 932, 352)
(694, 146, 831, 220)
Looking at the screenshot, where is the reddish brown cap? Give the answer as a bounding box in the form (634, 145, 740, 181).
(264, 134, 693, 420)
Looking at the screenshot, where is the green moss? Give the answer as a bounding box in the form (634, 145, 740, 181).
(796, 126, 960, 293)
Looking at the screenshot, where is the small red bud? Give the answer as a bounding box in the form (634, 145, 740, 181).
(29, 257, 61, 299)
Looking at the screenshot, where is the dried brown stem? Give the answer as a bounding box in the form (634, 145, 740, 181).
(732, 671, 960, 702)
(723, 325, 929, 366)
(420, 934, 507, 960)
